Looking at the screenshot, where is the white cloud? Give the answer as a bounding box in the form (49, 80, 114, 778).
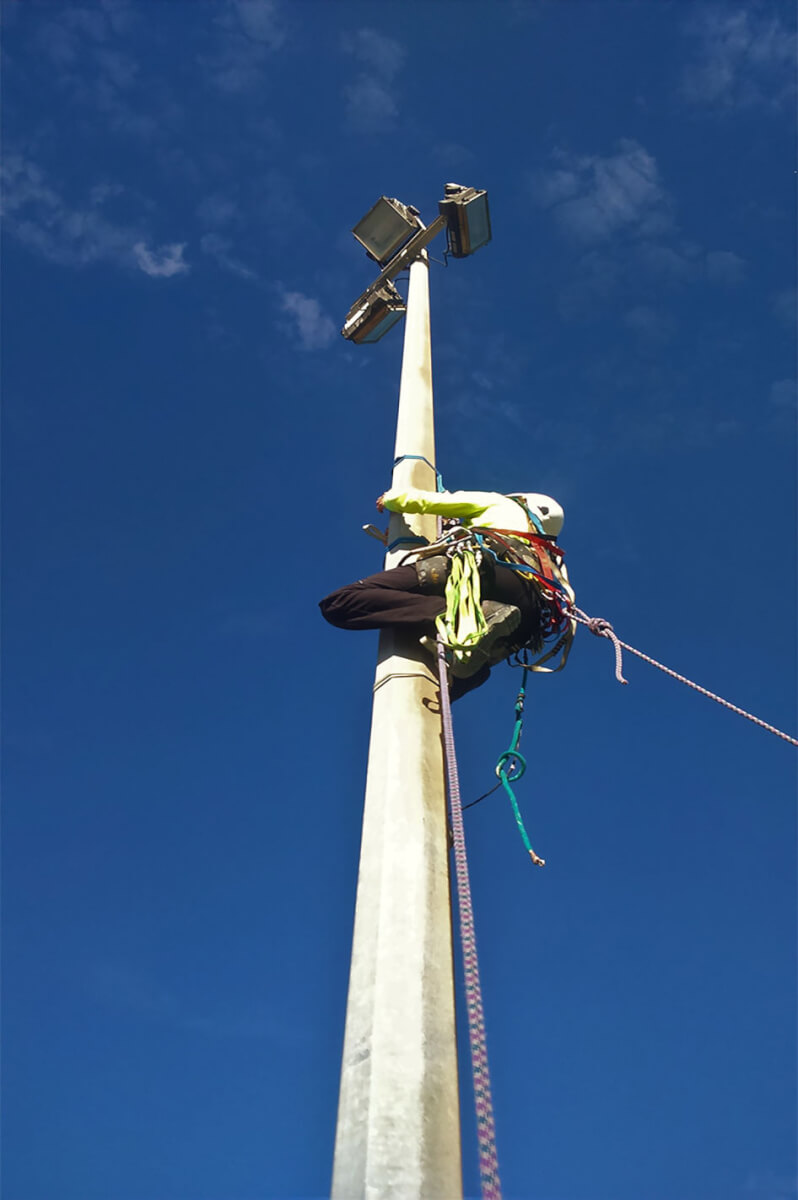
(1, 154, 188, 278)
(531, 140, 673, 242)
(2, 155, 132, 266)
(27, 2, 176, 143)
(342, 28, 404, 133)
(200, 233, 256, 279)
(205, 0, 286, 92)
(343, 76, 399, 132)
(532, 139, 749, 321)
(280, 290, 336, 351)
(680, 6, 796, 110)
(133, 241, 189, 277)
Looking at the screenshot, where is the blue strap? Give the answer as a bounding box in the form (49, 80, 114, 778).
(386, 535, 429, 553)
(507, 495, 545, 535)
(393, 453, 444, 493)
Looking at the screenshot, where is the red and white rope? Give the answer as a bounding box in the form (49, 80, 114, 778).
(437, 636, 503, 1199)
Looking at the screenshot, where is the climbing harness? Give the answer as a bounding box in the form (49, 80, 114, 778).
(571, 606, 798, 747)
(471, 526, 577, 673)
(402, 520, 577, 673)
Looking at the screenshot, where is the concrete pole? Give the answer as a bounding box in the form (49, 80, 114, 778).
(331, 254, 462, 1200)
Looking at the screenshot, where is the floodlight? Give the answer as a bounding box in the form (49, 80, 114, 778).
(341, 280, 407, 343)
(352, 197, 421, 265)
(438, 183, 491, 258)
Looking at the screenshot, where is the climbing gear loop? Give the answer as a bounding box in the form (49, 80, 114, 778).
(435, 545, 489, 659)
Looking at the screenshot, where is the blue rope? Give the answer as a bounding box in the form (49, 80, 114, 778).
(393, 453, 444, 493)
(495, 672, 545, 866)
(510, 497, 545, 535)
(386, 535, 429, 552)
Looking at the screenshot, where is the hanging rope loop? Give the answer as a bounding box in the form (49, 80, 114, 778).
(495, 750, 526, 782)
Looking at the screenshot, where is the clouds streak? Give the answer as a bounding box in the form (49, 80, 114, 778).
(204, 0, 286, 93)
(133, 241, 189, 278)
(679, 6, 796, 111)
(531, 139, 673, 243)
(280, 290, 336, 350)
(531, 139, 748, 322)
(1, 155, 189, 278)
(342, 28, 405, 133)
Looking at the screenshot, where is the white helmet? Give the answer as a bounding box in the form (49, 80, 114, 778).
(509, 493, 564, 537)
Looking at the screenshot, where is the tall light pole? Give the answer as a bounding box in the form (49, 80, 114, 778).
(332, 187, 491, 1199)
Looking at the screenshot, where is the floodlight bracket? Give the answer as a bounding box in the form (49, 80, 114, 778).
(342, 215, 448, 336)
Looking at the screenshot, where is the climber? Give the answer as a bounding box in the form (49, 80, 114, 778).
(319, 485, 569, 696)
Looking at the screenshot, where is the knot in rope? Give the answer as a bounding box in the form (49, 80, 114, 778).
(572, 607, 628, 685)
(495, 750, 526, 783)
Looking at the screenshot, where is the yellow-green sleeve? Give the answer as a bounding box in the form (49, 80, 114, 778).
(382, 488, 490, 519)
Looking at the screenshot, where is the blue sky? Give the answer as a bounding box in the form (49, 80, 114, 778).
(2, 2, 796, 1199)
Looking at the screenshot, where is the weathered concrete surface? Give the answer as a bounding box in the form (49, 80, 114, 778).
(331, 257, 461, 1200)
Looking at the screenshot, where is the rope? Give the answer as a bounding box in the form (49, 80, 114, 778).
(434, 503, 502, 1200)
(437, 638, 503, 1199)
(385, 534, 429, 553)
(571, 607, 798, 747)
(495, 674, 546, 866)
(393, 452, 444, 492)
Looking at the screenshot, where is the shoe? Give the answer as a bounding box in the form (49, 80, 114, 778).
(450, 602, 521, 677)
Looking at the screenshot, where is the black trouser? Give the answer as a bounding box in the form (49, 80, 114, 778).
(319, 559, 543, 696)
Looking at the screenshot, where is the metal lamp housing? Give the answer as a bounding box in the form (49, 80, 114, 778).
(352, 197, 421, 265)
(438, 184, 491, 258)
(341, 280, 407, 344)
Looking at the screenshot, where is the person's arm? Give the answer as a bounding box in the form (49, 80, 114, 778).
(377, 487, 490, 520)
